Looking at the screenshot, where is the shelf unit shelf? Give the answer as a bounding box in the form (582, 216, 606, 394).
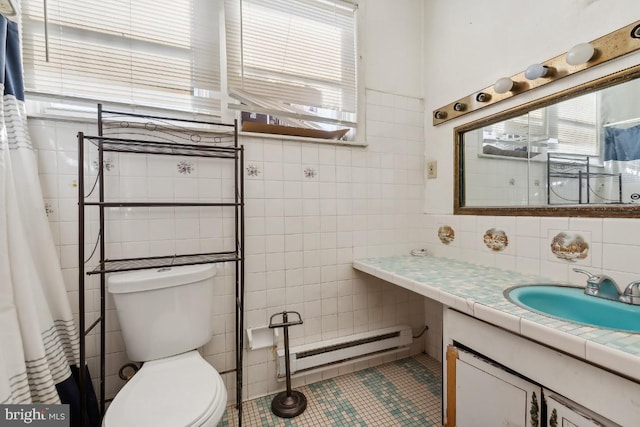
(84, 135, 239, 158)
(87, 252, 241, 275)
(84, 201, 239, 208)
(77, 105, 245, 426)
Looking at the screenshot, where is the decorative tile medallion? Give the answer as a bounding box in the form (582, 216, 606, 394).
(91, 158, 114, 171)
(246, 164, 260, 177)
(177, 160, 194, 174)
(437, 225, 455, 245)
(304, 167, 317, 178)
(550, 232, 589, 262)
(483, 228, 509, 252)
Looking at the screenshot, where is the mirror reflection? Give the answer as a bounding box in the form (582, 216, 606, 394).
(460, 75, 640, 209)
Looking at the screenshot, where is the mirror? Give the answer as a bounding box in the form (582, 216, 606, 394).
(455, 64, 640, 217)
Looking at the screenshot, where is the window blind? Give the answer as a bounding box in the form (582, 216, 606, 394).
(225, 0, 357, 126)
(21, 0, 222, 114)
(548, 93, 598, 155)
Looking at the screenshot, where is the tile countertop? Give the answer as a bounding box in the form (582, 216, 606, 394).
(353, 255, 640, 384)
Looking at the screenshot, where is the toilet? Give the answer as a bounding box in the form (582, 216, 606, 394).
(102, 264, 227, 427)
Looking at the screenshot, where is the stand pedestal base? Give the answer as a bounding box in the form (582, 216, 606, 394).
(271, 390, 307, 418)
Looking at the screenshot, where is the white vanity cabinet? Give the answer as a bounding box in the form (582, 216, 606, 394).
(443, 308, 639, 427)
(545, 392, 621, 427)
(452, 347, 541, 427)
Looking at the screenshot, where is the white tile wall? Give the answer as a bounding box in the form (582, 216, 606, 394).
(30, 89, 428, 404)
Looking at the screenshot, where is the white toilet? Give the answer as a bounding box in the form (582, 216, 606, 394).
(102, 264, 227, 427)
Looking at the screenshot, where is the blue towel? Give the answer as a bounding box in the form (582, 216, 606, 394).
(604, 124, 640, 161)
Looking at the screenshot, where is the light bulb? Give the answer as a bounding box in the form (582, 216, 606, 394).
(494, 77, 514, 94)
(566, 43, 595, 66)
(525, 64, 549, 80)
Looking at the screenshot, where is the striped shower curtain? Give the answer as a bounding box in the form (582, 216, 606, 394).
(0, 14, 98, 426)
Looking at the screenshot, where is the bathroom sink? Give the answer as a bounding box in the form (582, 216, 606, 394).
(505, 285, 640, 333)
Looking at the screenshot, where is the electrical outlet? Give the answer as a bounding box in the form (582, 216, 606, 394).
(427, 161, 437, 179)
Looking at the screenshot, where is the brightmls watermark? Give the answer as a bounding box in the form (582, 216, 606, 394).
(0, 405, 69, 426)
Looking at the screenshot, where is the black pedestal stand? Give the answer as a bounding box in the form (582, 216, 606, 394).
(268, 311, 307, 418)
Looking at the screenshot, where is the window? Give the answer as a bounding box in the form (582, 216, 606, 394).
(21, 0, 359, 137)
(21, 0, 222, 115)
(224, 0, 358, 134)
(547, 93, 598, 156)
(482, 94, 598, 159)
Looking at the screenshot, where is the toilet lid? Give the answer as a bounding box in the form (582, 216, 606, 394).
(103, 351, 226, 427)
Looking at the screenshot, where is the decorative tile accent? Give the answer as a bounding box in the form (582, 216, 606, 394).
(92, 158, 114, 172)
(219, 353, 441, 426)
(483, 228, 509, 252)
(44, 203, 54, 217)
(176, 160, 194, 174)
(437, 225, 455, 245)
(304, 167, 317, 178)
(550, 232, 589, 262)
(246, 164, 260, 177)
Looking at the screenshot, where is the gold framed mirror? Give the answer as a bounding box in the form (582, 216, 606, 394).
(455, 64, 640, 217)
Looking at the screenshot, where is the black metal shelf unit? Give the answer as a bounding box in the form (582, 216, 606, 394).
(77, 105, 245, 426)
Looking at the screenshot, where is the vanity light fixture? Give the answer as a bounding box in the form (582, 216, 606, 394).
(453, 102, 466, 112)
(566, 42, 596, 66)
(494, 77, 516, 94)
(433, 19, 640, 126)
(524, 63, 550, 80)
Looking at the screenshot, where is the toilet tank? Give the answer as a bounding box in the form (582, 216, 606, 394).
(108, 264, 217, 362)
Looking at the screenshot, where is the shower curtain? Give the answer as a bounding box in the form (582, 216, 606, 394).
(0, 14, 98, 426)
(602, 124, 640, 204)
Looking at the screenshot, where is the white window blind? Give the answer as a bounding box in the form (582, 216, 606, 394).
(21, 0, 222, 114)
(225, 0, 357, 127)
(484, 95, 598, 157)
(484, 110, 546, 143)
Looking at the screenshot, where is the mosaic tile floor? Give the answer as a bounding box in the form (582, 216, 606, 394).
(220, 353, 442, 427)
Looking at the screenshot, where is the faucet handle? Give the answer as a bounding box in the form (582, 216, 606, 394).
(573, 268, 595, 279)
(622, 281, 640, 305)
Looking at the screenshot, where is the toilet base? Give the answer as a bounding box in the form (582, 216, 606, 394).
(271, 390, 307, 418)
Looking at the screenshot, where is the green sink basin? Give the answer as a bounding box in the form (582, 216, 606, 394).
(505, 285, 640, 333)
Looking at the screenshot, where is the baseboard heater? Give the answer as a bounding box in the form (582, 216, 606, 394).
(276, 325, 413, 379)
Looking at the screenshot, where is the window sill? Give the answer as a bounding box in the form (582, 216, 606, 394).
(239, 130, 367, 147)
(25, 100, 368, 147)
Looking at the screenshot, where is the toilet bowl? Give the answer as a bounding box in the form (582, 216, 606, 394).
(102, 351, 226, 427)
(103, 264, 227, 426)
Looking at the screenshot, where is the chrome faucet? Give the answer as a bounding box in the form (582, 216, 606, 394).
(620, 280, 640, 305)
(573, 268, 622, 302)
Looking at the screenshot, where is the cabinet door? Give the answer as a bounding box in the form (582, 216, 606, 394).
(449, 346, 541, 427)
(545, 392, 621, 427)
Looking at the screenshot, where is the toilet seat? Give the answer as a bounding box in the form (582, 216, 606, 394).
(103, 351, 227, 427)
